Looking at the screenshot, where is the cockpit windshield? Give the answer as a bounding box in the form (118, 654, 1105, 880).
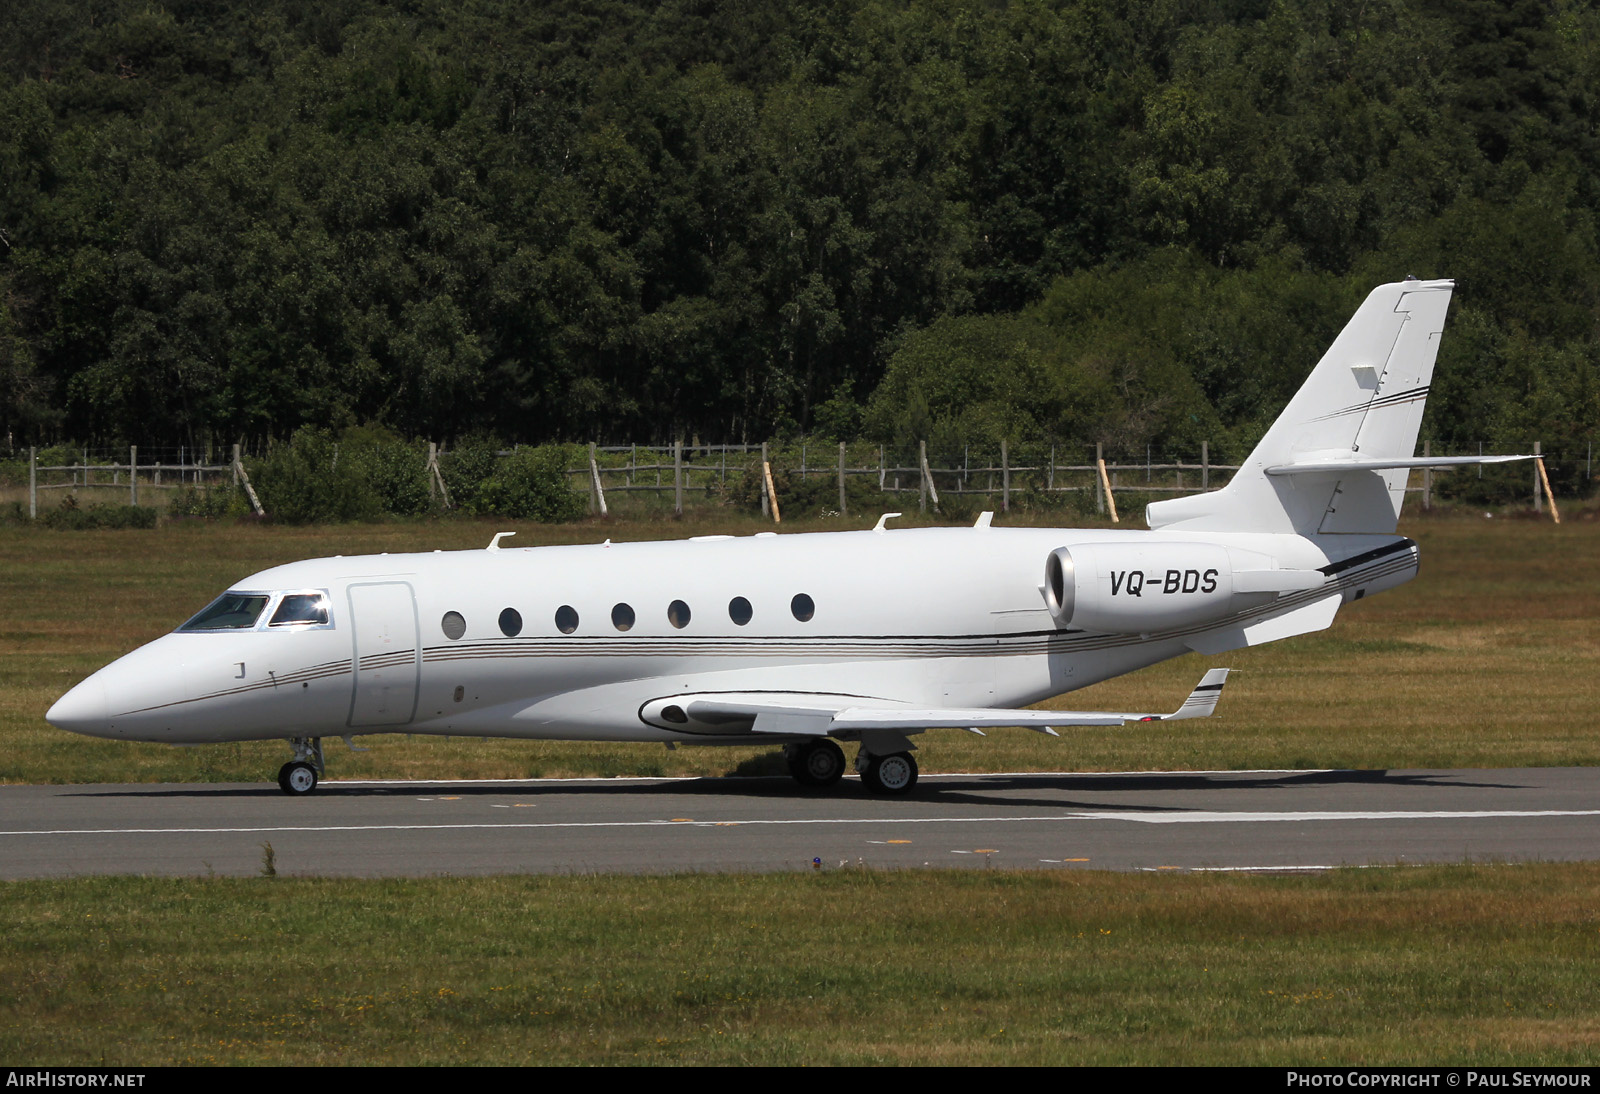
(179, 592, 270, 631)
(270, 592, 330, 626)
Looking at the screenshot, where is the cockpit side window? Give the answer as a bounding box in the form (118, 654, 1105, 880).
(270, 592, 331, 627)
(179, 592, 270, 631)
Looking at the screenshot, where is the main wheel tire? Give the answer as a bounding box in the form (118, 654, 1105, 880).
(787, 740, 846, 787)
(277, 760, 318, 796)
(862, 751, 918, 795)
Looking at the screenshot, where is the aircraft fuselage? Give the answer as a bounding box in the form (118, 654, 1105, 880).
(47, 524, 1415, 747)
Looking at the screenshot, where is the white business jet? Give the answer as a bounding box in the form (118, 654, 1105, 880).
(47, 278, 1531, 795)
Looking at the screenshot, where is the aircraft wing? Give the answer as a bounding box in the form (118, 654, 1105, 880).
(656, 669, 1230, 738)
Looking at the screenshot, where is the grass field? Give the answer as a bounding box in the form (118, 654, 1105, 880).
(4, 865, 1600, 1065)
(2, 509, 1598, 1065)
(2, 507, 1596, 785)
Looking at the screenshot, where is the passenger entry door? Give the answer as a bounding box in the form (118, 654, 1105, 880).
(347, 581, 420, 728)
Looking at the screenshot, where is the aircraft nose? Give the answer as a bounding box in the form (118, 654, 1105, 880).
(46, 675, 111, 737)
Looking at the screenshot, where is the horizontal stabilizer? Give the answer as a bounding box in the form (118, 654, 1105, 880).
(1267, 454, 1535, 476)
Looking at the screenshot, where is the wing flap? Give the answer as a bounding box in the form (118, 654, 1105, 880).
(641, 670, 1232, 735)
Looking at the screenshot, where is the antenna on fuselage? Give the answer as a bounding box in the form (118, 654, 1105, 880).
(487, 531, 517, 550)
(873, 513, 902, 533)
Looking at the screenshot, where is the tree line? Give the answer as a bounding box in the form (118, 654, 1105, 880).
(1, 0, 1596, 492)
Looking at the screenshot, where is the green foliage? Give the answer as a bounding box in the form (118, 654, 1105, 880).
(715, 456, 881, 520)
(437, 433, 501, 513)
(170, 484, 247, 520)
(248, 428, 381, 525)
(245, 426, 442, 522)
(866, 315, 1094, 444)
(0, 0, 1596, 459)
(36, 497, 157, 529)
(468, 445, 585, 523)
(334, 426, 432, 517)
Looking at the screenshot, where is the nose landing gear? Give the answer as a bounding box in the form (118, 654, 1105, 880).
(277, 737, 324, 795)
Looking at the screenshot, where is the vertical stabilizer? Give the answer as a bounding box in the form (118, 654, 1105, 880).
(1146, 278, 1454, 534)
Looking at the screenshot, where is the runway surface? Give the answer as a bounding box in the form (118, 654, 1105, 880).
(4, 767, 1599, 878)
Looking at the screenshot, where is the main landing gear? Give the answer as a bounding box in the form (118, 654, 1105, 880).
(857, 749, 918, 795)
(785, 739, 847, 786)
(277, 737, 324, 796)
(785, 738, 919, 795)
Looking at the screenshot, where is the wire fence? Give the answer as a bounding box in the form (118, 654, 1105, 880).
(5, 438, 1592, 521)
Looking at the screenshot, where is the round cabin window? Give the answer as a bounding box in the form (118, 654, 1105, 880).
(555, 605, 579, 634)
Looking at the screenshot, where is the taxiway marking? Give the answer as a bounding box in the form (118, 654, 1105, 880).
(6, 807, 1600, 839)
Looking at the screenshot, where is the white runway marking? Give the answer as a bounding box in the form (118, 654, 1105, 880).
(6, 808, 1599, 838)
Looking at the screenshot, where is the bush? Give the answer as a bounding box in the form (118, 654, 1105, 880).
(336, 425, 433, 516)
(171, 484, 249, 519)
(38, 496, 158, 529)
(248, 428, 381, 524)
(468, 445, 585, 522)
(437, 433, 501, 511)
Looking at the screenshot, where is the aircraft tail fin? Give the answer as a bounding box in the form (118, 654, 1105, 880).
(1146, 278, 1455, 535)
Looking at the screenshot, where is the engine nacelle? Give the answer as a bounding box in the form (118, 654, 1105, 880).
(1042, 543, 1311, 634)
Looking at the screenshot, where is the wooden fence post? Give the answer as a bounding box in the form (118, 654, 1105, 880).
(1097, 453, 1119, 524)
(587, 442, 598, 513)
(1536, 456, 1561, 524)
(1095, 443, 1104, 515)
(760, 442, 770, 517)
(919, 441, 940, 512)
(589, 443, 608, 517)
(28, 446, 36, 519)
(129, 446, 137, 505)
(763, 459, 781, 523)
(838, 442, 847, 515)
(919, 441, 927, 513)
(1001, 438, 1010, 513)
(232, 450, 265, 516)
(1201, 441, 1209, 490)
(674, 440, 683, 516)
(427, 442, 453, 509)
(1533, 441, 1542, 514)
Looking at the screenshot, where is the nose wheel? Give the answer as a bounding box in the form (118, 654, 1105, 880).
(277, 761, 318, 795)
(277, 737, 324, 795)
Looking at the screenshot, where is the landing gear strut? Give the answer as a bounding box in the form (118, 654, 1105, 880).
(858, 749, 918, 795)
(785, 739, 847, 786)
(277, 737, 324, 796)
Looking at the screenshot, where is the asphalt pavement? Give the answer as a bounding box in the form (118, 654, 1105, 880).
(3, 767, 1598, 878)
